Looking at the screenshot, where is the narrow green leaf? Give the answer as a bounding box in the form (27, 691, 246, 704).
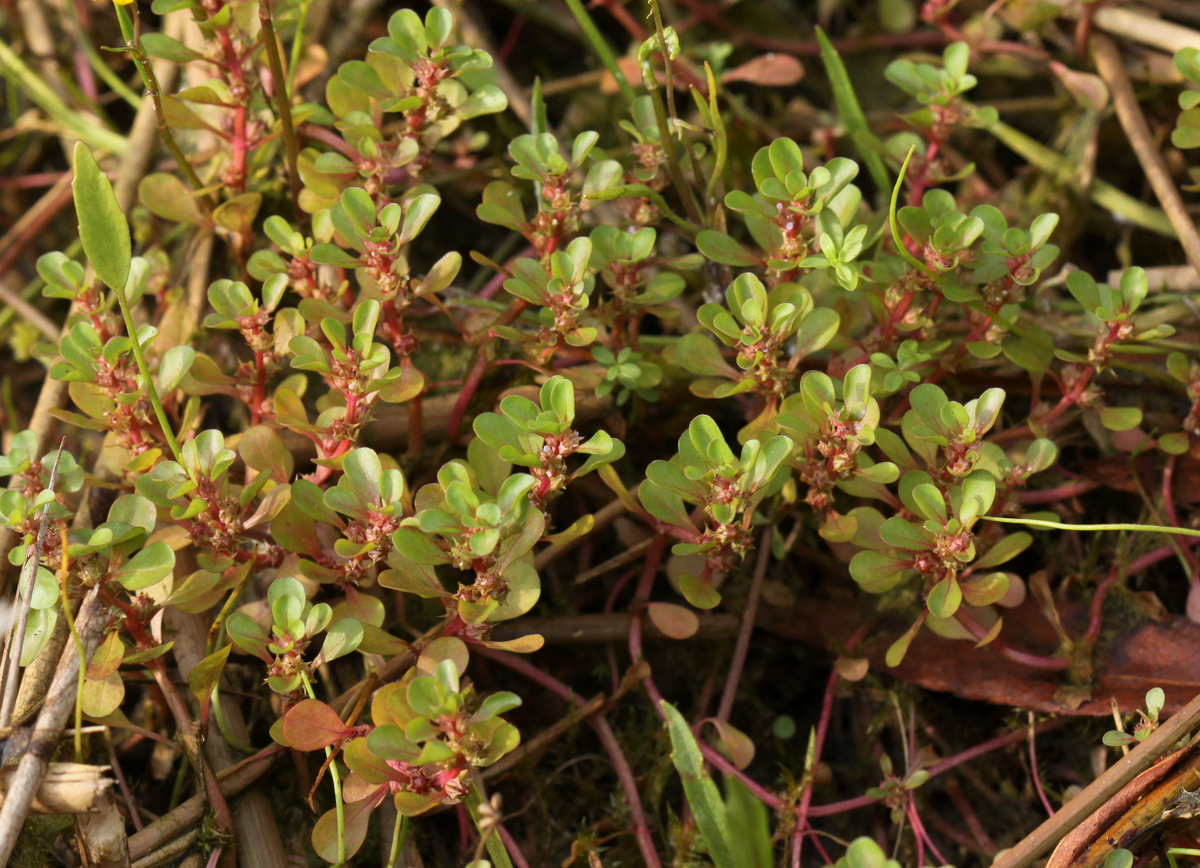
(889, 146, 935, 276)
(72, 143, 132, 292)
(815, 27, 891, 200)
(661, 701, 737, 868)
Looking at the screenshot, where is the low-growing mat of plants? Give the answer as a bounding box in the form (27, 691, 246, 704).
(7, 0, 1200, 866)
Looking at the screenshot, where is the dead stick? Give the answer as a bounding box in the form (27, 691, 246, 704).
(126, 749, 279, 861)
(534, 495, 627, 571)
(991, 689, 1200, 868)
(490, 612, 740, 645)
(130, 828, 200, 868)
(0, 585, 103, 868)
(1092, 35, 1200, 274)
(165, 610, 288, 868)
(0, 445, 64, 729)
(482, 694, 608, 782)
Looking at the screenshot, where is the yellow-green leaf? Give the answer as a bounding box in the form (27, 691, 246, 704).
(72, 142, 131, 293)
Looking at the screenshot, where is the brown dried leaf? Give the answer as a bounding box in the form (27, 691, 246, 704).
(722, 53, 805, 86)
(706, 718, 756, 769)
(834, 656, 870, 682)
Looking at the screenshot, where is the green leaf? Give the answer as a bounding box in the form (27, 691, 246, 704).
(318, 618, 363, 663)
(961, 572, 1010, 607)
(972, 532, 1031, 569)
(926, 577, 961, 618)
(679, 571, 721, 609)
(723, 775, 773, 868)
(885, 613, 925, 667)
(158, 346, 196, 393)
(696, 230, 761, 267)
(72, 143, 132, 293)
(911, 483, 947, 522)
(226, 612, 271, 660)
(849, 551, 907, 593)
(1098, 406, 1143, 431)
(879, 517, 927, 551)
(141, 32, 205, 62)
(661, 701, 737, 868)
(472, 691, 522, 723)
(187, 643, 231, 721)
(111, 540, 175, 590)
(815, 27, 890, 198)
(675, 333, 736, 378)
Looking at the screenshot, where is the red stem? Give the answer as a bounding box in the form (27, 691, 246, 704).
(476, 648, 661, 868)
(793, 625, 870, 865)
(1028, 712, 1055, 818)
(496, 823, 531, 868)
(909, 796, 951, 866)
(715, 531, 769, 723)
(297, 122, 361, 160)
(1017, 480, 1097, 505)
(446, 349, 488, 442)
(250, 350, 266, 426)
(954, 607, 1069, 670)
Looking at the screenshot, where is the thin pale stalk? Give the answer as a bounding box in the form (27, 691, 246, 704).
(116, 3, 213, 208)
(0, 445, 64, 730)
(57, 528, 84, 763)
(645, 76, 701, 224)
(1093, 35, 1200, 274)
(0, 38, 129, 154)
(63, 0, 142, 110)
(259, 0, 303, 221)
(113, 280, 183, 464)
(288, 0, 314, 91)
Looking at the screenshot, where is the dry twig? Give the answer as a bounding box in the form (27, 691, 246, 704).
(0, 585, 104, 867)
(1092, 35, 1200, 274)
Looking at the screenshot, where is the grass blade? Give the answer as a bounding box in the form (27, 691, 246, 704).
(816, 26, 891, 201)
(662, 700, 737, 868)
(987, 119, 1176, 238)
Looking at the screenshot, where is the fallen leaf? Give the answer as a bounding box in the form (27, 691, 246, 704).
(757, 596, 1200, 716)
(647, 601, 700, 639)
(835, 657, 870, 682)
(722, 53, 804, 86)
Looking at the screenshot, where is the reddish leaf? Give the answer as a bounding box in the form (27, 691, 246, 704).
(311, 789, 382, 863)
(834, 657, 870, 682)
(87, 631, 124, 681)
(758, 596, 1200, 716)
(647, 602, 699, 639)
(705, 718, 756, 769)
(722, 53, 805, 86)
(282, 699, 352, 751)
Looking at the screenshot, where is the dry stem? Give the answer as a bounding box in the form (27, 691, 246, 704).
(1092, 35, 1200, 275)
(0, 585, 104, 867)
(992, 690, 1200, 868)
